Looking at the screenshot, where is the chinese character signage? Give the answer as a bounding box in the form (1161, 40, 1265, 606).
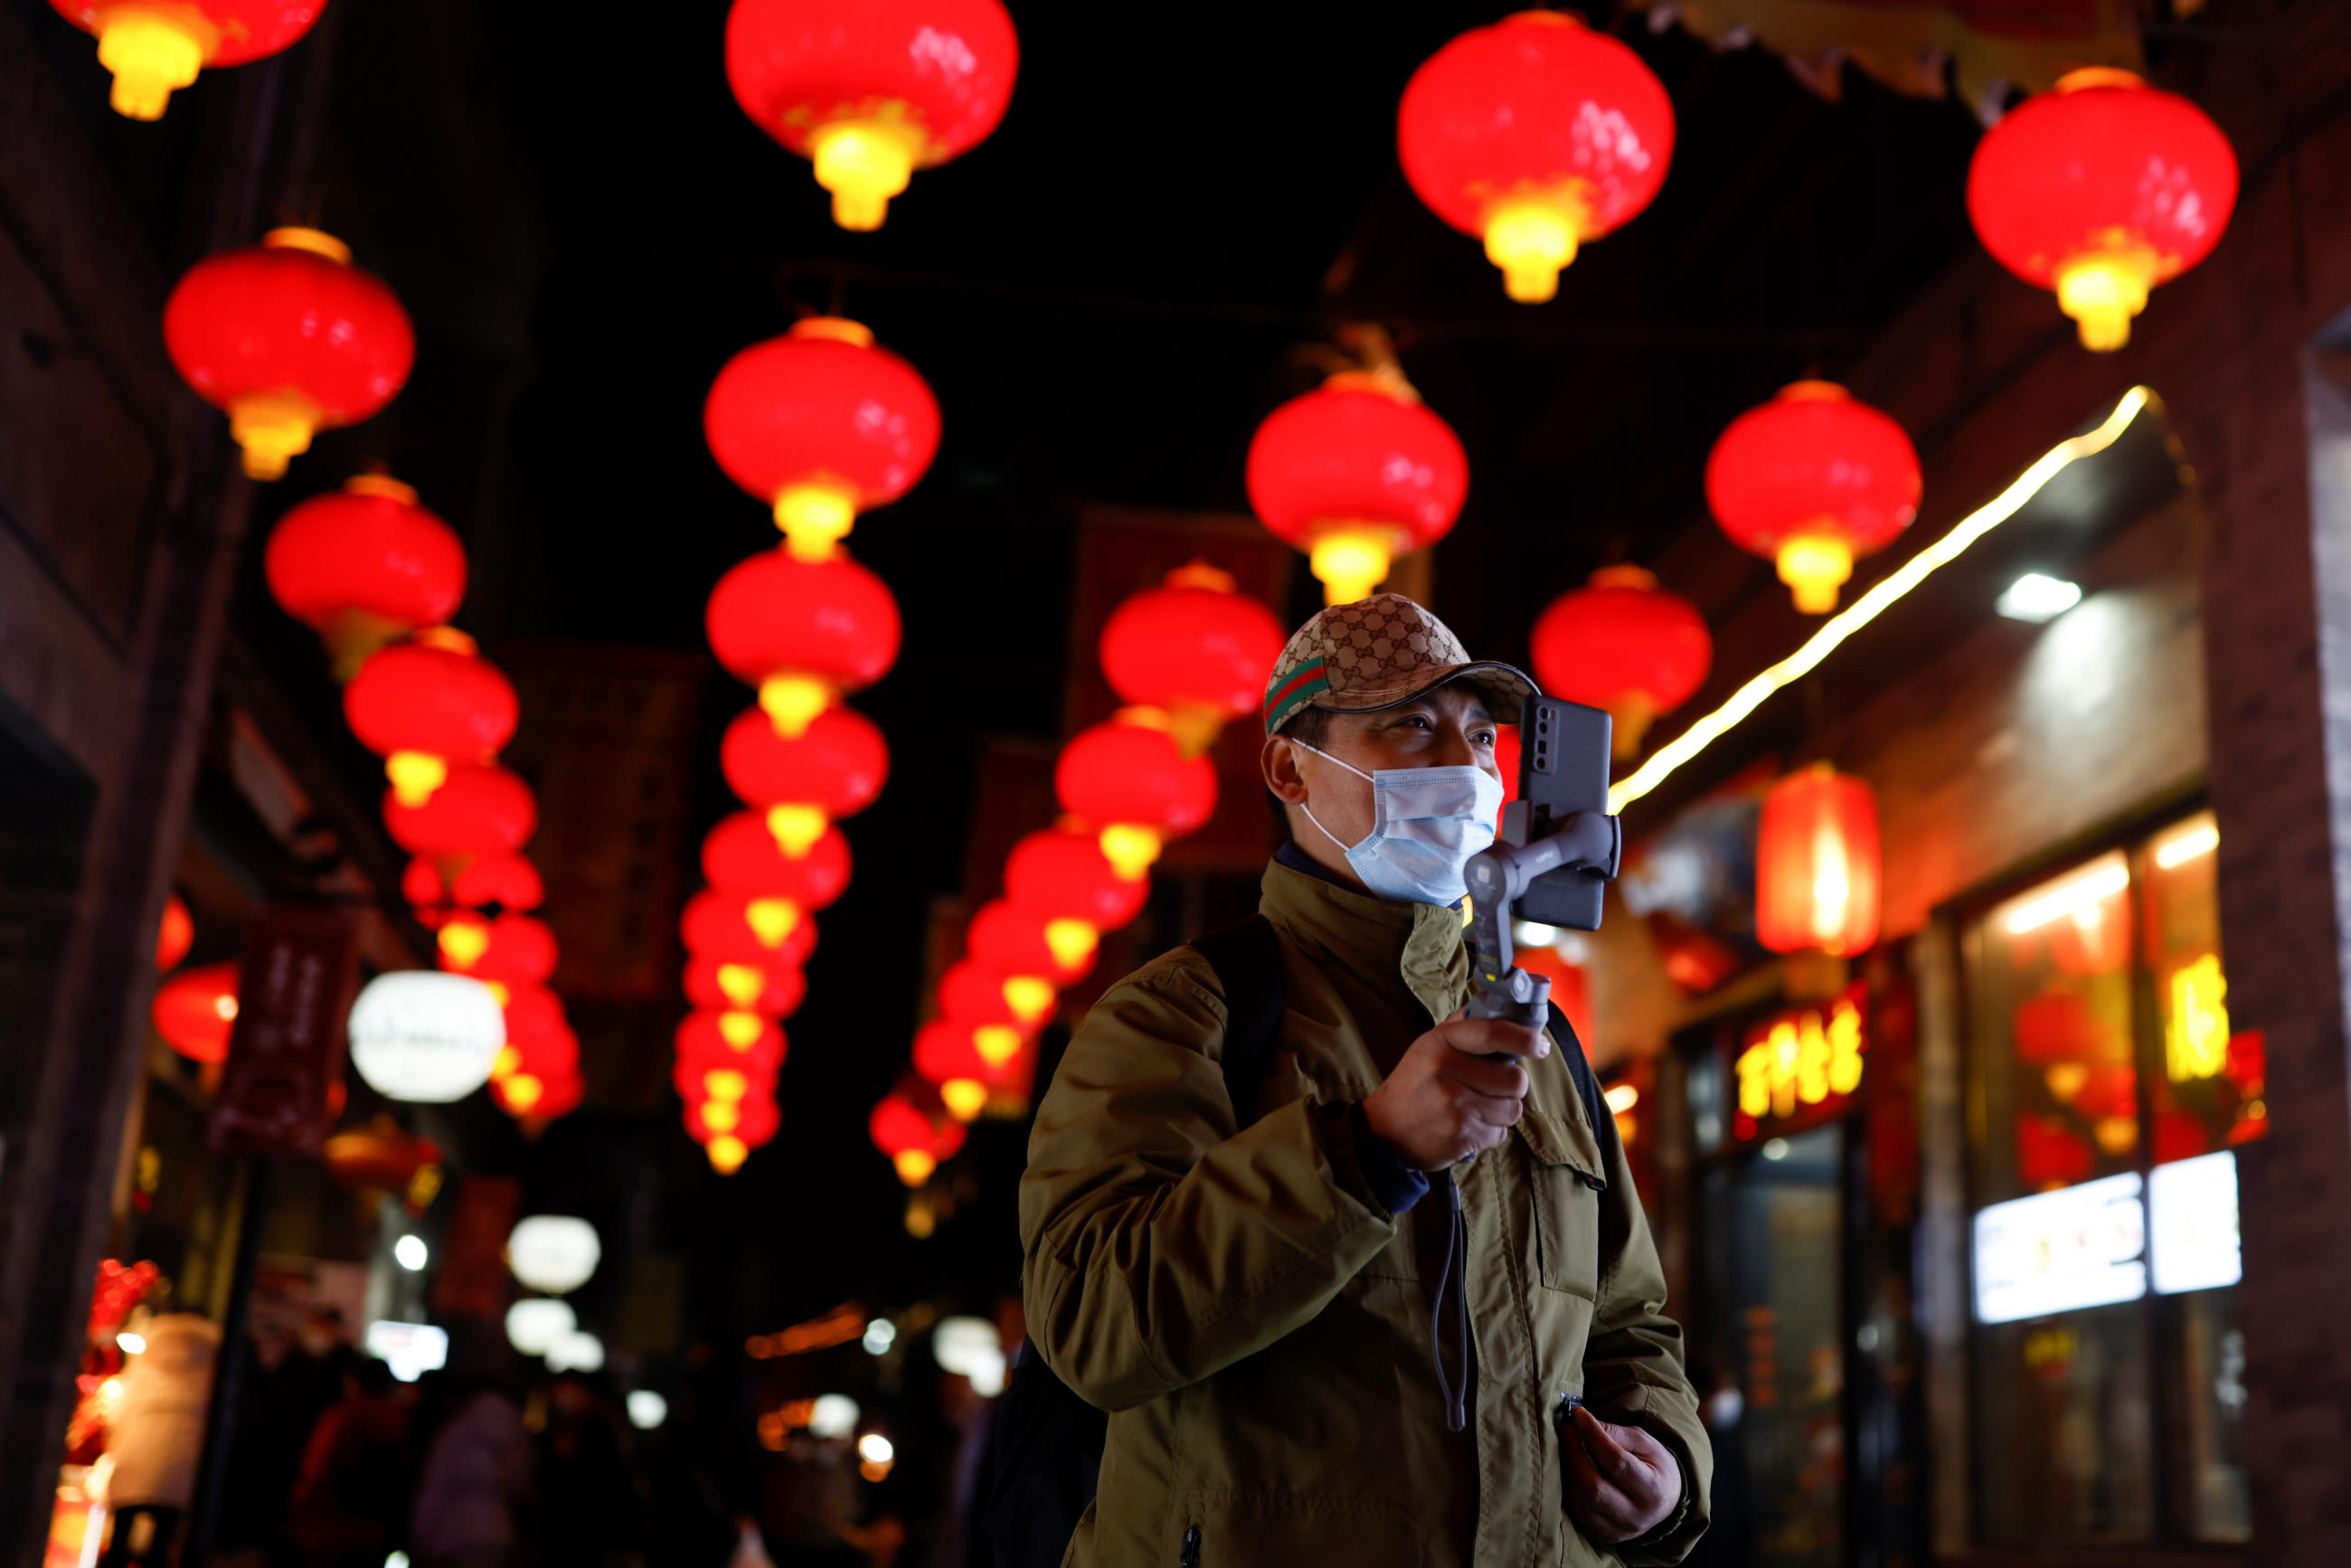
(1733, 983, 1866, 1140)
(209, 902, 359, 1157)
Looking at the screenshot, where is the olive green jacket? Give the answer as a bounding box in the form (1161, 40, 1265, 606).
(1019, 858, 1711, 1567)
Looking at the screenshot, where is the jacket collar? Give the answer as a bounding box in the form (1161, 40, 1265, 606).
(1260, 853, 1468, 1020)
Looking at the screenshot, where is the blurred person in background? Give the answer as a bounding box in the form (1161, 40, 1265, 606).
(287, 1355, 411, 1568)
(538, 1371, 639, 1565)
(409, 1373, 533, 1568)
(97, 1312, 221, 1568)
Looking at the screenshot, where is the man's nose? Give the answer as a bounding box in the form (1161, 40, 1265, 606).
(1431, 726, 1484, 769)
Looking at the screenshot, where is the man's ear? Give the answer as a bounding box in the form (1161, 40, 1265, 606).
(1261, 732, 1308, 807)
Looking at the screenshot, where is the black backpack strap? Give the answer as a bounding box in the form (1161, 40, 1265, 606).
(1186, 912, 1285, 1126)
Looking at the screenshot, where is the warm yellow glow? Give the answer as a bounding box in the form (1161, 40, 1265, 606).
(1166, 701, 1228, 758)
(747, 898, 800, 949)
(1308, 526, 1397, 606)
(717, 963, 767, 1009)
(387, 751, 448, 808)
(1604, 1083, 1640, 1115)
(1810, 820, 1853, 944)
(1612, 387, 2157, 815)
(702, 1100, 741, 1134)
(941, 1079, 989, 1121)
(229, 391, 322, 480)
(893, 1149, 937, 1185)
(2167, 954, 2231, 1082)
(1778, 534, 1855, 615)
(766, 803, 828, 857)
(709, 1136, 749, 1174)
(96, 13, 205, 120)
(775, 480, 857, 561)
(719, 1011, 765, 1051)
(1002, 975, 1057, 1025)
(1735, 997, 1865, 1121)
(216, 995, 239, 1021)
(2005, 858, 2129, 936)
(503, 1074, 544, 1113)
(1482, 188, 1586, 304)
(2045, 1063, 2090, 1101)
(759, 675, 830, 738)
(706, 1069, 751, 1103)
(973, 1025, 1024, 1068)
(1043, 919, 1099, 973)
(486, 981, 510, 1007)
(809, 118, 925, 231)
(2057, 244, 2159, 353)
(494, 1045, 522, 1079)
(2155, 819, 2220, 870)
(439, 919, 492, 970)
(2093, 1116, 2138, 1155)
(1099, 824, 1163, 882)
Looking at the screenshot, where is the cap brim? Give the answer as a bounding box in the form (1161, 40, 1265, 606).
(1310, 660, 1541, 724)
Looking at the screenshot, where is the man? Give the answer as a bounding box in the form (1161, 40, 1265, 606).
(1020, 595, 1710, 1567)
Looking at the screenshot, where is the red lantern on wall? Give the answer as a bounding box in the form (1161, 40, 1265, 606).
(1530, 566, 1712, 759)
(383, 764, 536, 861)
(702, 812, 853, 949)
(156, 894, 194, 972)
(1004, 827, 1150, 948)
(968, 899, 1094, 987)
(721, 706, 890, 856)
(1055, 711, 1219, 881)
(164, 229, 414, 480)
(1398, 11, 1676, 305)
(49, 0, 326, 121)
(685, 952, 807, 1018)
(724, 0, 1019, 231)
(265, 476, 467, 675)
(1969, 69, 2237, 353)
(1246, 369, 1468, 606)
(1099, 563, 1286, 755)
(708, 549, 901, 738)
(869, 1093, 966, 1185)
(1705, 383, 1921, 614)
(345, 629, 518, 808)
(153, 961, 239, 1063)
(683, 891, 817, 968)
(1756, 766, 1882, 959)
(704, 319, 941, 560)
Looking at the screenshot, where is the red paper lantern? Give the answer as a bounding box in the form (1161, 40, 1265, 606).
(1756, 767, 1882, 959)
(677, 1010, 789, 1074)
(439, 913, 557, 997)
(1969, 69, 2237, 352)
(153, 961, 239, 1063)
(265, 476, 467, 675)
(685, 952, 807, 1017)
(2017, 1113, 2095, 1189)
(1705, 383, 1921, 614)
(1530, 566, 1712, 758)
(1493, 724, 1521, 831)
(912, 1019, 1018, 1122)
(683, 891, 817, 968)
(724, 0, 1018, 231)
(704, 318, 941, 560)
(1099, 563, 1286, 754)
(869, 1093, 967, 1185)
(702, 812, 853, 949)
(708, 548, 901, 738)
(494, 989, 580, 1103)
(324, 1121, 441, 1194)
(968, 899, 1093, 986)
(156, 894, 194, 972)
(939, 957, 1053, 1034)
(2014, 991, 2108, 1066)
(1005, 827, 1150, 939)
(524, 1069, 585, 1122)
(403, 852, 543, 915)
(675, 1051, 778, 1109)
(384, 764, 535, 860)
(164, 229, 413, 480)
(49, 0, 326, 120)
(345, 629, 518, 809)
(721, 706, 890, 856)
(1055, 712, 1219, 881)
(1246, 369, 1468, 605)
(1399, 11, 1676, 304)
(686, 1092, 780, 1172)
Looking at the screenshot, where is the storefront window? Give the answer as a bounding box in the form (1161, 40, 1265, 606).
(1962, 810, 2252, 1548)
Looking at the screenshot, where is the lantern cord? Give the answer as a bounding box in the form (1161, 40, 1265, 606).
(1609, 384, 2159, 816)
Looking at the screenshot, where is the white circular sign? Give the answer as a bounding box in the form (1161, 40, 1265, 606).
(546, 1329, 604, 1374)
(348, 972, 505, 1104)
(627, 1390, 668, 1431)
(505, 1298, 577, 1355)
(506, 1215, 600, 1294)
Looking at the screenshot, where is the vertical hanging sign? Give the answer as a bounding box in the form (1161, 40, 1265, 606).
(210, 902, 361, 1157)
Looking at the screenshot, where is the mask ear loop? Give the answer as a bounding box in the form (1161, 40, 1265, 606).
(1286, 738, 1371, 855)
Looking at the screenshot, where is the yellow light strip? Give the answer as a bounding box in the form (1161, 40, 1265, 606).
(2003, 857, 2130, 935)
(2154, 819, 2219, 871)
(1610, 385, 2157, 816)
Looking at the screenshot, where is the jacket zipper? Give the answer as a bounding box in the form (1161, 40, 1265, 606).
(1180, 1523, 1202, 1566)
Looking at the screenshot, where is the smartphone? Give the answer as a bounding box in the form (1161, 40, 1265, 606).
(1505, 695, 1613, 932)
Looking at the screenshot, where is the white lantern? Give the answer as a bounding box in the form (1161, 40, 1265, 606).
(546, 1329, 604, 1374)
(933, 1317, 1001, 1376)
(348, 972, 505, 1104)
(627, 1390, 668, 1430)
(506, 1215, 600, 1294)
(505, 1298, 578, 1356)
(808, 1393, 861, 1439)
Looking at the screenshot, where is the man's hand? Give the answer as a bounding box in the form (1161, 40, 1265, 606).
(1360, 1011, 1545, 1170)
(1564, 1405, 1680, 1544)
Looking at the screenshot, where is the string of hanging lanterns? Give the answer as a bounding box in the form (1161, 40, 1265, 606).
(49, 0, 328, 121)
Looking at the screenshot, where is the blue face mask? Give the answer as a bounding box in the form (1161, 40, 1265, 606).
(1292, 741, 1505, 906)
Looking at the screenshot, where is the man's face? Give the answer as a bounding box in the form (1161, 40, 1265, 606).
(1261, 683, 1500, 879)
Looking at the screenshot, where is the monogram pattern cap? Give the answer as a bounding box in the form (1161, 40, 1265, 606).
(1262, 593, 1537, 734)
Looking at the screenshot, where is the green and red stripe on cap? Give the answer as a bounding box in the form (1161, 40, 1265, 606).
(1263, 658, 1332, 734)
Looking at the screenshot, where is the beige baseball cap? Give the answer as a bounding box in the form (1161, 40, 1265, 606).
(1262, 594, 1537, 735)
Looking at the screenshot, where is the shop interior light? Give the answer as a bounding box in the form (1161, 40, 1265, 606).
(1513, 919, 1562, 948)
(116, 1332, 146, 1355)
(1761, 1138, 1790, 1161)
(2005, 858, 2131, 935)
(628, 1390, 669, 1431)
(863, 1318, 897, 1355)
(393, 1235, 429, 1271)
(810, 1393, 862, 1439)
(1604, 1083, 1640, 1115)
(857, 1432, 895, 1466)
(1611, 386, 2156, 815)
(1996, 572, 2083, 622)
(2155, 819, 2220, 870)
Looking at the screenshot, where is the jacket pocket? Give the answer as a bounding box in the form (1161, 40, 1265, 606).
(1177, 1487, 1428, 1567)
(1515, 1107, 1606, 1301)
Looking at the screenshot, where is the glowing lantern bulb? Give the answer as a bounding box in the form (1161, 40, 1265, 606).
(941, 1080, 989, 1121)
(1705, 383, 1921, 615)
(1043, 920, 1099, 972)
(973, 1025, 1023, 1068)
(894, 1150, 937, 1185)
(720, 1012, 766, 1051)
(747, 899, 800, 949)
(51, 0, 328, 122)
(438, 918, 492, 970)
(1001, 975, 1056, 1025)
(718, 964, 766, 1008)
(710, 1136, 750, 1174)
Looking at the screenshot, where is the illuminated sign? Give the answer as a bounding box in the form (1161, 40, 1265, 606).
(1973, 1172, 2147, 1324)
(2166, 954, 2231, 1082)
(364, 1320, 449, 1383)
(1734, 986, 1866, 1138)
(2150, 1150, 2242, 1295)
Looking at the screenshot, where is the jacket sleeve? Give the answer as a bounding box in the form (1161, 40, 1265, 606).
(1019, 953, 1403, 1413)
(1583, 1103, 1714, 1566)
